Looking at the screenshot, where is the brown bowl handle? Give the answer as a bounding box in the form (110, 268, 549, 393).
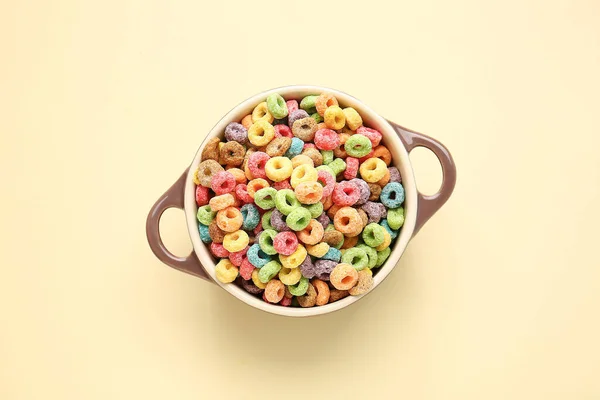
(387, 121, 457, 235)
(146, 169, 211, 281)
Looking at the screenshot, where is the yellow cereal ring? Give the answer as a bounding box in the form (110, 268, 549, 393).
(252, 101, 274, 124)
(265, 279, 285, 303)
(324, 106, 346, 130)
(290, 164, 318, 188)
(291, 154, 314, 169)
(359, 157, 387, 183)
(279, 244, 307, 269)
(375, 229, 392, 251)
(252, 269, 267, 289)
(279, 266, 302, 285)
(342, 107, 363, 131)
(209, 193, 235, 211)
(216, 206, 243, 233)
(248, 120, 275, 147)
(265, 156, 293, 182)
(223, 230, 249, 252)
(306, 242, 330, 257)
(330, 263, 359, 290)
(215, 259, 238, 283)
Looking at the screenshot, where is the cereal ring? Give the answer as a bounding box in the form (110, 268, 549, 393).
(359, 158, 387, 183)
(265, 156, 293, 182)
(306, 242, 330, 258)
(270, 209, 291, 232)
(361, 201, 387, 224)
(341, 247, 369, 271)
(376, 168, 391, 187)
(349, 178, 369, 206)
(380, 182, 405, 208)
(315, 93, 339, 116)
(292, 117, 318, 141)
(272, 180, 292, 191)
(357, 208, 369, 228)
(332, 181, 360, 207)
(195, 185, 209, 206)
(216, 206, 243, 232)
(251, 269, 268, 289)
(215, 259, 238, 283)
(209, 193, 235, 211)
(226, 167, 247, 184)
(248, 121, 275, 147)
(333, 133, 350, 158)
(380, 219, 398, 239)
(196, 205, 217, 225)
(225, 122, 248, 144)
(201, 137, 221, 162)
(254, 187, 277, 210)
(301, 147, 323, 167)
(312, 128, 339, 152)
(328, 158, 346, 177)
(344, 134, 372, 158)
(266, 93, 289, 119)
(323, 228, 344, 249)
(247, 151, 270, 179)
(327, 204, 343, 220)
(371, 145, 392, 166)
(298, 255, 317, 278)
(223, 229, 250, 252)
(386, 207, 405, 230)
(198, 223, 210, 243)
(375, 229, 392, 251)
(238, 258, 255, 280)
(368, 183, 381, 201)
(343, 157, 359, 180)
(274, 124, 293, 139)
(274, 189, 301, 215)
(265, 137, 292, 157)
(342, 107, 363, 131)
(290, 164, 318, 188)
(304, 202, 323, 219)
(209, 220, 226, 243)
(300, 95, 318, 113)
(252, 101, 274, 124)
(261, 211, 275, 230)
(288, 276, 309, 296)
(273, 231, 298, 255)
(312, 279, 330, 306)
(284, 138, 304, 159)
(316, 212, 330, 230)
(297, 283, 317, 308)
(341, 235, 358, 250)
(329, 289, 350, 303)
(356, 126, 382, 147)
(316, 170, 335, 198)
(333, 207, 362, 235)
(257, 229, 277, 256)
(247, 243, 271, 268)
(288, 109, 310, 128)
(388, 166, 401, 183)
(196, 159, 224, 187)
(349, 268, 374, 296)
(295, 181, 324, 205)
(210, 171, 236, 195)
(330, 263, 359, 290)
(376, 247, 391, 267)
(322, 246, 342, 261)
(356, 244, 377, 269)
(278, 267, 302, 286)
(285, 207, 312, 231)
(291, 154, 314, 169)
(241, 114, 254, 130)
(229, 246, 249, 267)
(286, 99, 298, 114)
(247, 178, 269, 198)
(321, 193, 333, 211)
(240, 203, 260, 230)
(362, 223, 385, 248)
(235, 183, 254, 203)
(219, 141, 245, 167)
(324, 106, 346, 130)
(297, 219, 324, 245)
(279, 244, 307, 269)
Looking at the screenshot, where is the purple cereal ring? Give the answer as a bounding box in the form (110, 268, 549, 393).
(270, 209, 291, 231)
(350, 178, 370, 206)
(224, 122, 248, 144)
(316, 212, 330, 230)
(238, 277, 264, 294)
(288, 109, 310, 128)
(361, 201, 387, 224)
(299, 255, 317, 279)
(388, 167, 402, 183)
(315, 260, 338, 281)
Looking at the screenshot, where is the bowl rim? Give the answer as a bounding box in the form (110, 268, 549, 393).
(183, 85, 417, 317)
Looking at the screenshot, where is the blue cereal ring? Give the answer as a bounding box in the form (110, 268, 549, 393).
(322, 247, 341, 262)
(198, 223, 211, 243)
(285, 137, 304, 158)
(240, 203, 260, 230)
(380, 182, 405, 208)
(247, 243, 271, 268)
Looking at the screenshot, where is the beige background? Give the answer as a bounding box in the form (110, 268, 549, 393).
(2, 0, 599, 399)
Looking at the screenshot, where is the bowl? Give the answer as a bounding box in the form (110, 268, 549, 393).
(146, 85, 456, 317)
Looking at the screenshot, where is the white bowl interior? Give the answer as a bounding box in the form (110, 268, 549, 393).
(184, 86, 417, 317)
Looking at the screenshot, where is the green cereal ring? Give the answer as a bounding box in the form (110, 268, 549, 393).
(357, 244, 378, 269)
(387, 207, 405, 230)
(328, 158, 347, 176)
(311, 112, 323, 123)
(300, 95, 318, 113)
(288, 276, 309, 296)
(262, 210, 275, 230)
(266, 93, 289, 119)
(321, 150, 334, 165)
(254, 187, 277, 210)
(259, 229, 278, 255)
(304, 202, 324, 218)
(341, 247, 369, 271)
(362, 223, 385, 247)
(258, 260, 282, 283)
(376, 247, 391, 267)
(275, 189, 301, 215)
(316, 165, 335, 177)
(345, 134, 372, 157)
(286, 207, 312, 231)
(196, 205, 216, 225)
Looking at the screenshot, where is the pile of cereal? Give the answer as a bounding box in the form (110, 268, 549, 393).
(194, 92, 405, 307)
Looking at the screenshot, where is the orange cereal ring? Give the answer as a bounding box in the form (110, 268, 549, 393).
(312, 279, 331, 306)
(315, 93, 339, 116)
(294, 181, 324, 205)
(247, 178, 269, 198)
(226, 167, 247, 184)
(244, 162, 255, 180)
(330, 263, 359, 290)
(377, 168, 391, 187)
(327, 203, 343, 220)
(372, 145, 392, 166)
(264, 279, 285, 303)
(297, 219, 324, 245)
(333, 207, 362, 235)
(241, 114, 253, 130)
(341, 235, 359, 249)
(216, 206, 243, 232)
(357, 208, 368, 228)
(209, 193, 235, 211)
(321, 194, 333, 211)
(297, 282, 317, 308)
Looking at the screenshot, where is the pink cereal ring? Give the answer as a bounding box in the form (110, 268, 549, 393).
(229, 246, 249, 267)
(247, 151, 270, 179)
(358, 150, 375, 164)
(210, 171, 236, 195)
(317, 170, 335, 198)
(279, 296, 292, 306)
(332, 181, 360, 206)
(286, 100, 298, 115)
(210, 242, 230, 258)
(344, 157, 359, 180)
(235, 183, 254, 203)
(273, 231, 299, 256)
(314, 129, 340, 151)
(274, 124, 293, 138)
(195, 185, 209, 206)
(357, 126, 382, 147)
(273, 179, 292, 190)
(239, 258, 255, 280)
